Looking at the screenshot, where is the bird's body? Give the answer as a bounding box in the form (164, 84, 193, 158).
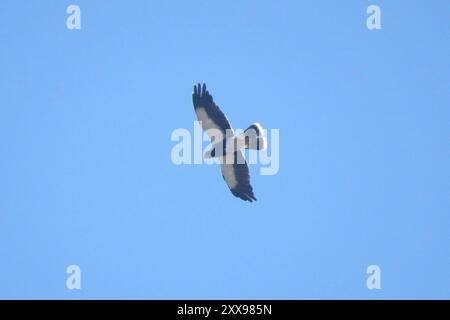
(192, 83, 266, 202)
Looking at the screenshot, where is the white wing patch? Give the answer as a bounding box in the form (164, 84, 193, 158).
(195, 107, 233, 141)
(195, 107, 219, 133)
(221, 163, 238, 189)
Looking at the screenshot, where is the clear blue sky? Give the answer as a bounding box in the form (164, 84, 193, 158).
(0, 1, 449, 299)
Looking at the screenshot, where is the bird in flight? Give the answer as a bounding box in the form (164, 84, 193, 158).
(192, 83, 266, 202)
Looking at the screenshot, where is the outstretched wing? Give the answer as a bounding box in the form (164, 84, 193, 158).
(192, 83, 234, 142)
(220, 151, 256, 202)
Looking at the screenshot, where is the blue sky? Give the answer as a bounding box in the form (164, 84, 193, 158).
(0, 1, 449, 299)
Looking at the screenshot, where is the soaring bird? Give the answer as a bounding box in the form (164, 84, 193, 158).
(192, 83, 266, 202)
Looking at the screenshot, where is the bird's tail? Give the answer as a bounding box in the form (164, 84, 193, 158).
(242, 123, 267, 150)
